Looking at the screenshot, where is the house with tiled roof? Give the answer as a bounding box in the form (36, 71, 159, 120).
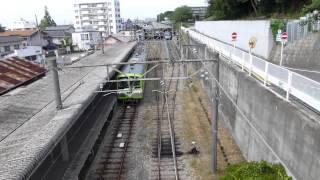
(0, 36, 24, 57)
(44, 25, 75, 46)
(0, 29, 49, 47)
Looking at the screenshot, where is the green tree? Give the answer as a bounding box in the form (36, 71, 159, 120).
(157, 11, 174, 22)
(39, 6, 56, 30)
(172, 6, 193, 23)
(207, 0, 311, 20)
(60, 37, 72, 47)
(304, 0, 320, 13)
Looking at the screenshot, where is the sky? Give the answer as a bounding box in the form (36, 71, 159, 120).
(0, 0, 207, 26)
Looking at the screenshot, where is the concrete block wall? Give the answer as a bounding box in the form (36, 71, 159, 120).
(189, 35, 320, 179)
(195, 21, 274, 59)
(217, 58, 320, 180)
(271, 32, 320, 68)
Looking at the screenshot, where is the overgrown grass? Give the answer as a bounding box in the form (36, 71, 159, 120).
(220, 161, 292, 180)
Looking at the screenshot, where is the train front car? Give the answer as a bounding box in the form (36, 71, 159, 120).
(116, 52, 146, 103)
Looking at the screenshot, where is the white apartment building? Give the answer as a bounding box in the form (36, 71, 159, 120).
(74, 0, 122, 37)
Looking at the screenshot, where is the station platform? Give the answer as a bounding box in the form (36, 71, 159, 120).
(0, 42, 136, 179)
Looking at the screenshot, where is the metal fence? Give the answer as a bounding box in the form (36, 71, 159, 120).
(286, 20, 320, 43)
(183, 27, 320, 113)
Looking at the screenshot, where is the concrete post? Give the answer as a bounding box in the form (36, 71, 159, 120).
(49, 58, 63, 110)
(60, 136, 69, 162)
(106, 65, 110, 81)
(212, 52, 220, 172)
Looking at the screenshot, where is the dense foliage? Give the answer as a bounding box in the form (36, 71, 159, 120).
(304, 0, 320, 13)
(207, 0, 312, 20)
(220, 161, 292, 180)
(271, 19, 287, 36)
(157, 6, 193, 23)
(39, 6, 56, 30)
(158, 11, 174, 22)
(60, 37, 72, 47)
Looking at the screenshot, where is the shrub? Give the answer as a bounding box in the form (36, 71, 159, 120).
(220, 161, 292, 180)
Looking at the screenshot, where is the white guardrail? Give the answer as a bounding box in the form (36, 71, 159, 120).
(183, 27, 320, 112)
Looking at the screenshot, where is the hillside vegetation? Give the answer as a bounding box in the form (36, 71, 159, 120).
(207, 0, 320, 20)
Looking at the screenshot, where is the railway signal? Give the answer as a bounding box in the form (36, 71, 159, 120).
(280, 32, 288, 66)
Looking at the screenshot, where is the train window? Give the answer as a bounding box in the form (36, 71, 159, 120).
(131, 81, 140, 88)
(118, 79, 129, 89)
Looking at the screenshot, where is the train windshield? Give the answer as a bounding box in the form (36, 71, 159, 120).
(118, 78, 140, 89)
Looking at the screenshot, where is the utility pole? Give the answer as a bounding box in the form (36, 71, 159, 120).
(211, 52, 220, 172)
(49, 58, 63, 110)
(101, 32, 105, 54)
(184, 29, 219, 172)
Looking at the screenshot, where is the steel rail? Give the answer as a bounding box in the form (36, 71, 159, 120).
(117, 106, 137, 180)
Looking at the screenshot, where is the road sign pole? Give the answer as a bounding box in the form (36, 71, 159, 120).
(231, 32, 237, 62)
(233, 41, 236, 61)
(280, 41, 284, 66)
(280, 32, 288, 66)
(249, 48, 253, 76)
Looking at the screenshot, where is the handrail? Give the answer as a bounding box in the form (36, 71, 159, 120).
(183, 27, 320, 113)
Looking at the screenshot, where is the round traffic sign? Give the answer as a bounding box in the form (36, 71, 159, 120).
(281, 32, 288, 40)
(232, 32, 237, 41)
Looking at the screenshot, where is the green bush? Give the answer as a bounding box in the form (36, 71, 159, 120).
(220, 161, 292, 180)
(271, 19, 287, 37)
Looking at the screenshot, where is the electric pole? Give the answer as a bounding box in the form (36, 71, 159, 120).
(212, 52, 220, 172)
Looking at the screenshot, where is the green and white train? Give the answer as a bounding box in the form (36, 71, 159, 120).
(116, 47, 147, 102)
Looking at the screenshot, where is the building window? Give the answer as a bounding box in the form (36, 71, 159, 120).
(75, 16, 79, 18)
(4, 46, 10, 52)
(110, 26, 113, 29)
(14, 44, 20, 50)
(75, 10, 78, 13)
(81, 34, 89, 40)
(76, 21, 80, 24)
(109, 14, 112, 17)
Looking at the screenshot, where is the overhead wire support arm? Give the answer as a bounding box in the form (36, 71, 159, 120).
(64, 59, 217, 69)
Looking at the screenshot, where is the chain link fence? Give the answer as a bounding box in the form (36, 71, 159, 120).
(286, 11, 320, 43)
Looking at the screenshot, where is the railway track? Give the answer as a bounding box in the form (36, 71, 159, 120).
(95, 105, 138, 180)
(152, 40, 183, 180)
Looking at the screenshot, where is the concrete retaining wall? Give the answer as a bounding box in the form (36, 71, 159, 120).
(195, 21, 273, 59)
(189, 37, 320, 179)
(218, 58, 320, 180)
